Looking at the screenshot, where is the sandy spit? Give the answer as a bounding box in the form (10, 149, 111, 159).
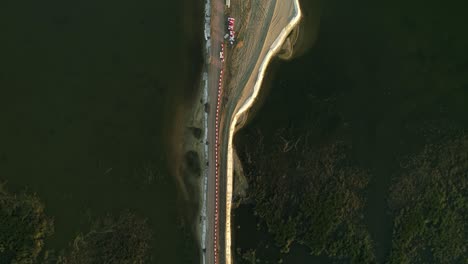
(224, 0, 303, 263)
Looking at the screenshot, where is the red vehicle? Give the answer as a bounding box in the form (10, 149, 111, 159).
(227, 17, 236, 45)
(228, 17, 235, 30)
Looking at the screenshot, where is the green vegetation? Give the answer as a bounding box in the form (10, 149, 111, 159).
(59, 211, 152, 264)
(238, 125, 467, 264)
(241, 249, 258, 264)
(234, 0, 468, 262)
(0, 183, 54, 264)
(0, 183, 154, 264)
(388, 134, 467, 264)
(240, 129, 375, 263)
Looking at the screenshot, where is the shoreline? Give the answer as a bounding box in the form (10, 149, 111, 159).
(224, 0, 303, 263)
(199, 0, 211, 262)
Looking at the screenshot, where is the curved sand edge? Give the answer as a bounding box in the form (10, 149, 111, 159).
(224, 0, 303, 263)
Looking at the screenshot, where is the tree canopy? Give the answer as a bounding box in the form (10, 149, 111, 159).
(59, 211, 152, 264)
(0, 183, 54, 264)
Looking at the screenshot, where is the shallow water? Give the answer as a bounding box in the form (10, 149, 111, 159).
(0, 0, 203, 262)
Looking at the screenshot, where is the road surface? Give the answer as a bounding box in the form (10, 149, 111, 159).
(205, 0, 225, 263)
(204, 0, 301, 263)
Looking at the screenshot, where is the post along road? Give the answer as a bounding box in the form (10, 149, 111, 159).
(205, 0, 302, 262)
(205, 0, 225, 262)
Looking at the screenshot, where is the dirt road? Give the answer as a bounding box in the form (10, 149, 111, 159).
(205, 0, 225, 263)
(204, 0, 301, 263)
(219, 0, 301, 263)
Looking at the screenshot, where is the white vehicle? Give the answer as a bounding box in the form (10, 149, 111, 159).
(229, 31, 235, 44)
(220, 43, 225, 62)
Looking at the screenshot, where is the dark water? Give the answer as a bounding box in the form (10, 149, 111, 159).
(233, 205, 332, 264)
(0, 0, 203, 263)
(235, 0, 468, 263)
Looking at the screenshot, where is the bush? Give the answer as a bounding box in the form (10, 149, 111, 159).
(0, 183, 54, 264)
(388, 134, 467, 264)
(241, 129, 376, 263)
(59, 211, 152, 264)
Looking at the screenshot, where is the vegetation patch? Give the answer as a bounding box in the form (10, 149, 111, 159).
(0, 183, 54, 264)
(388, 134, 467, 264)
(239, 128, 376, 263)
(0, 183, 155, 264)
(59, 211, 152, 264)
